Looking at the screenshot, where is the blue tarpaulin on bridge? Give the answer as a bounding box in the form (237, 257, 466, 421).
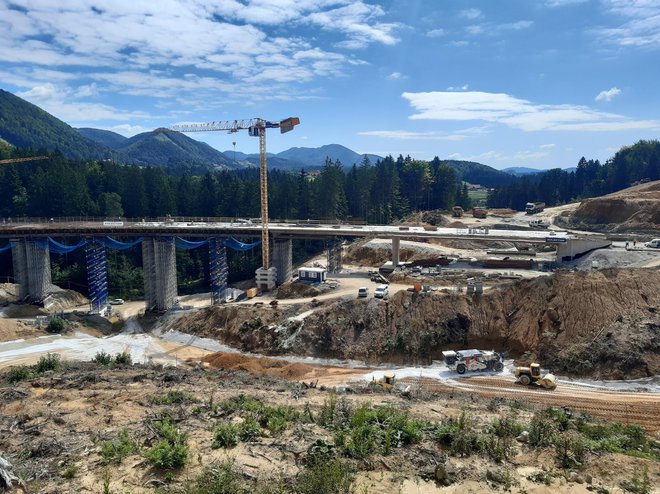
(224, 237, 261, 251)
(36, 237, 87, 254)
(96, 237, 144, 250)
(29, 236, 260, 253)
(0, 244, 11, 253)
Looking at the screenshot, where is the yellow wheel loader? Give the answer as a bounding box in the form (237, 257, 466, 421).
(514, 363, 557, 390)
(371, 372, 396, 390)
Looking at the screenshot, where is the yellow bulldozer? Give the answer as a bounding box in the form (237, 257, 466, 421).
(372, 372, 396, 390)
(514, 363, 557, 390)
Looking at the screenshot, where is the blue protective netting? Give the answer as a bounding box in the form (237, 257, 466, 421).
(0, 244, 11, 253)
(32, 236, 260, 253)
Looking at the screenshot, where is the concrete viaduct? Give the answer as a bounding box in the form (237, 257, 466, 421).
(0, 217, 610, 312)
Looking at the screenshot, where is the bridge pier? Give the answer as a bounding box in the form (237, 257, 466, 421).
(326, 238, 343, 273)
(142, 238, 178, 312)
(391, 237, 400, 266)
(272, 238, 292, 285)
(10, 238, 53, 302)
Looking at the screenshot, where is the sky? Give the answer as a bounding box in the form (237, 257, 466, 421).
(1, 0, 659, 170)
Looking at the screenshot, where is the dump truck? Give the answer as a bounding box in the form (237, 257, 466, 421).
(472, 207, 488, 218)
(525, 202, 545, 215)
(514, 363, 557, 390)
(452, 206, 464, 218)
(443, 349, 504, 374)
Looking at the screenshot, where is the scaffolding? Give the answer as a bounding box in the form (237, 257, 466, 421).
(209, 238, 228, 304)
(326, 238, 343, 274)
(86, 241, 108, 313)
(142, 238, 177, 312)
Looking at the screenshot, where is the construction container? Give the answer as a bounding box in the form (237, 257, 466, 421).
(246, 288, 258, 299)
(413, 283, 422, 292)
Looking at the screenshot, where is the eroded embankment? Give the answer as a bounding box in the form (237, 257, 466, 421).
(171, 269, 660, 379)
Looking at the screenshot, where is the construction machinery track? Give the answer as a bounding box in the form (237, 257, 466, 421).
(401, 376, 660, 433)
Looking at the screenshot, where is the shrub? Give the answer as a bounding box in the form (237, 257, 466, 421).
(220, 394, 263, 414)
(528, 411, 556, 447)
(179, 462, 248, 494)
(114, 351, 132, 365)
(238, 416, 262, 442)
(554, 430, 588, 468)
(93, 351, 113, 366)
(145, 439, 188, 470)
(212, 423, 240, 449)
(62, 464, 78, 479)
(145, 417, 188, 470)
(35, 353, 61, 373)
(46, 317, 65, 334)
(100, 429, 138, 464)
(294, 457, 355, 494)
(6, 365, 32, 384)
(620, 466, 651, 494)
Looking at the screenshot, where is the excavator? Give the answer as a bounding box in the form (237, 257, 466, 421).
(514, 363, 557, 390)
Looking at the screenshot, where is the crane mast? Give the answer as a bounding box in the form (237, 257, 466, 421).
(168, 117, 300, 282)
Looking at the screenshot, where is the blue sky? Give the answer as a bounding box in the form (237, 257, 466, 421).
(1, 0, 659, 169)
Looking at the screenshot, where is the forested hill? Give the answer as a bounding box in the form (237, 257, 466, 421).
(0, 89, 111, 161)
(277, 144, 382, 168)
(440, 160, 514, 187)
(76, 127, 128, 149)
(487, 140, 660, 210)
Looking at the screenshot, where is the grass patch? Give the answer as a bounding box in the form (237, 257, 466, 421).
(144, 417, 188, 470)
(149, 390, 197, 406)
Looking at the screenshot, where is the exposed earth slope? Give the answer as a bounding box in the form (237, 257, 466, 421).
(171, 268, 660, 380)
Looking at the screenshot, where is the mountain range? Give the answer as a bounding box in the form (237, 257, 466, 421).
(1, 88, 517, 186)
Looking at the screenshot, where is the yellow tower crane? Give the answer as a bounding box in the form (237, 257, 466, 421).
(168, 117, 300, 277)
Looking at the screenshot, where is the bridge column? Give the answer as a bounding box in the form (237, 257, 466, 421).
(142, 238, 177, 312)
(209, 238, 228, 304)
(272, 238, 292, 285)
(392, 237, 400, 266)
(10, 238, 52, 302)
(326, 238, 343, 274)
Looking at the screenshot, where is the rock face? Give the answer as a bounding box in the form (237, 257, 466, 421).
(562, 180, 660, 233)
(173, 269, 660, 379)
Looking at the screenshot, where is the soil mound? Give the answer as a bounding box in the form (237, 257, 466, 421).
(276, 282, 321, 300)
(202, 352, 314, 379)
(562, 180, 660, 233)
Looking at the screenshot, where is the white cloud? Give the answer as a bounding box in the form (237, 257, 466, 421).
(449, 149, 550, 165)
(387, 72, 406, 80)
(426, 28, 445, 37)
(595, 87, 622, 102)
(106, 124, 148, 136)
(597, 0, 660, 48)
(460, 8, 482, 20)
(447, 84, 469, 91)
(401, 90, 659, 132)
(545, 0, 588, 7)
(358, 126, 489, 141)
(540, 143, 557, 149)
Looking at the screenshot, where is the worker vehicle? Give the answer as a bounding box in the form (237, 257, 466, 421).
(109, 298, 125, 305)
(442, 349, 504, 374)
(371, 372, 396, 390)
(645, 238, 660, 248)
(357, 287, 369, 298)
(525, 202, 545, 215)
(374, 284, 389, 299)
(514, 363, 557, 390)
(529, 219, 550, 229)
(452, 206, 464, 218)
(472, 207, 488, 218)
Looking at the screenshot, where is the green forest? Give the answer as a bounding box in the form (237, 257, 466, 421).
(0, 139, 658, 299)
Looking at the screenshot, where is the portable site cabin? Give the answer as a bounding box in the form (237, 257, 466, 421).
(298, 267, 327, 283)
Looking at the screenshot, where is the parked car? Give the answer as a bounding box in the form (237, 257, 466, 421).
(357, 287, 369, 298)
(374, 284, 389, 299)
(109, 298, 125, 305)
(645, 239, 660, 248)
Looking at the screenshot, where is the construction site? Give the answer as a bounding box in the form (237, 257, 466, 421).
(1, 178, 659, 493)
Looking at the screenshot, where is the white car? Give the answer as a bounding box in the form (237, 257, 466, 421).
(357, 287, 369, 298)
(109, 298, 125, 305)
(374, 284, 389, 299)
(645, 239, 660, 248)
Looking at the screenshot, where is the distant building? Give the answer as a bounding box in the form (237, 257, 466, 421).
(303, 170, 321, 181)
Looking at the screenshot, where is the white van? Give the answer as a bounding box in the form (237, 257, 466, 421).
(374, 284, 389, 299)
(357, 287, 369, 298)
(645, 239, 660, 248)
